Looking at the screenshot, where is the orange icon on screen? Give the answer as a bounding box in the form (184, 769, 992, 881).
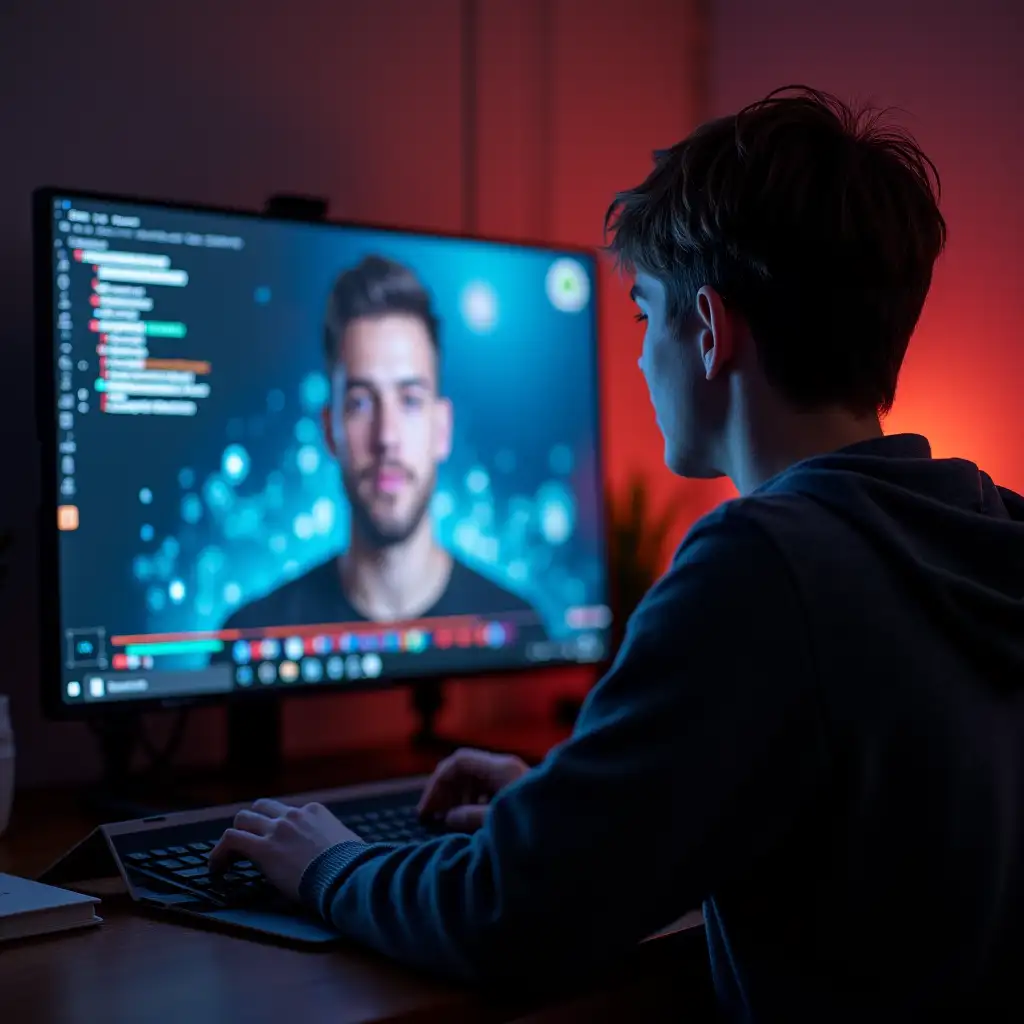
(57, 505, 79, 531)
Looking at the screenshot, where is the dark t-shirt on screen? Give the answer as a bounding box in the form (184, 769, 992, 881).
(221, 554, 541, 632)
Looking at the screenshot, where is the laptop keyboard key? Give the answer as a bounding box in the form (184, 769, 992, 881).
(175, 866, 210, 878)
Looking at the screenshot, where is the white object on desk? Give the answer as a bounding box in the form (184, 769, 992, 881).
(0, 873, 102, 942)
(0, 695, 13, 838)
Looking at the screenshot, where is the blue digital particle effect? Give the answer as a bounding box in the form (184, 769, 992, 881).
(300, 372, 329, 412)
(203, 475, 232, 510)
(536, 481, 576, 545)
(197, 546, 225, 576)
(311, 497, 336, 535)
(296, 445, 320, 474)
(466, 467, 489, 494)
(181, 493, 203, 524)
(294, 417, 319, 444)
(222, 444, 250, 484)
(293, 513, 315, 540)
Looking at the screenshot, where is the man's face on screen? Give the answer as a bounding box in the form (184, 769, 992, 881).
(325, 314, 452, 548)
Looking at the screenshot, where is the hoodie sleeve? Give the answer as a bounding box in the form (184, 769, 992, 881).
(298, 509, 828, 987)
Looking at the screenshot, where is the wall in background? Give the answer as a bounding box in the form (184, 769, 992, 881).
(0, 0, 706, 786)
(711, 0, 1024, 490)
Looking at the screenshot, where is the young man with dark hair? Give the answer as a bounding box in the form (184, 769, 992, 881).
(223, 254, 538, 628)
(213, 88, 1024, 1019)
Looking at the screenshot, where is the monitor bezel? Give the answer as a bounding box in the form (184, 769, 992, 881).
(33, 186, 611, 721)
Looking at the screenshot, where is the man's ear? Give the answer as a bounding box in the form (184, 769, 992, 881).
(695, 285, 734, 381)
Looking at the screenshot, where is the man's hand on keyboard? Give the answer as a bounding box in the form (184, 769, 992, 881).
(208, 799, 361, 900)
(417, 748, 530, 831)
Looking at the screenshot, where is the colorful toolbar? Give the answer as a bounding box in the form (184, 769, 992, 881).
(229, 620, 513, 669)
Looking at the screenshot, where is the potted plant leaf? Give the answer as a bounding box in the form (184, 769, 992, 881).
(605, 473, 684, 658)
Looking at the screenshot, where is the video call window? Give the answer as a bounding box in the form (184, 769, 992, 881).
(42, 193, 611, 705)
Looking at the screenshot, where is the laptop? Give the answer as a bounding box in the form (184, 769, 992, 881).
(40, 775, 445, 947)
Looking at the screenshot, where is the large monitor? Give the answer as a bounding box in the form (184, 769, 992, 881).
(35, 189, 611, 721)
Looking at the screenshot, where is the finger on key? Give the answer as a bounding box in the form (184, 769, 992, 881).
(417, 756, 462, 817)
(251, 797, 293, 818)
(209, 828, 262, 872)
(233, 809, 274, 836)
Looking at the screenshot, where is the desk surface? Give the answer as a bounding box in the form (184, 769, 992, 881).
(0, 740, 709, 1024)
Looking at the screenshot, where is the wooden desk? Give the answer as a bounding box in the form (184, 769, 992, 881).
(0, 745, 712, 1024)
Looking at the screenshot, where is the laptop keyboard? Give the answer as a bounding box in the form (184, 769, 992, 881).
(125, 841, 277, 907)
(121, 791, 446, 909)
(339, 800, 440, 844)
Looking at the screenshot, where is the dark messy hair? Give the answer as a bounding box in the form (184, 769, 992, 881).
(605, 85, 947, 414)
(323, 254, 441, 373)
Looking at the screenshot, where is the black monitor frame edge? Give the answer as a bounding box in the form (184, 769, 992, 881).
(33, 186, 612, 723)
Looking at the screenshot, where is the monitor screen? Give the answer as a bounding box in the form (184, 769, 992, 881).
(36, 190, 611, 711)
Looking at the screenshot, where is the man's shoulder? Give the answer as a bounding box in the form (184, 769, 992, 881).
(222, 556, 341, 629)
(444, 558, 535, 614)
(675, 495, 794, 556)
(675, 492, 830, 570)
(641, 499, 800, 628)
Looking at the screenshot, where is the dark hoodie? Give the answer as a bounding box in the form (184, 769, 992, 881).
(300, 434, 1024, 1020)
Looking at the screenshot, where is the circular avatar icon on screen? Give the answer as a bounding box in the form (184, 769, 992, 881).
(546, 258, 590, 313)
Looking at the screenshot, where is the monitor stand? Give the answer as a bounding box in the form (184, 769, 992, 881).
(222, 678, 466, 781)
(226, 694, 282, 789)
(411, 676, 445, 749)
(410, 676, 470, 755)
(83, 708, 197, 821)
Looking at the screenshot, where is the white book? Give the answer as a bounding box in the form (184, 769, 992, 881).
(0, 873, 102, 942)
